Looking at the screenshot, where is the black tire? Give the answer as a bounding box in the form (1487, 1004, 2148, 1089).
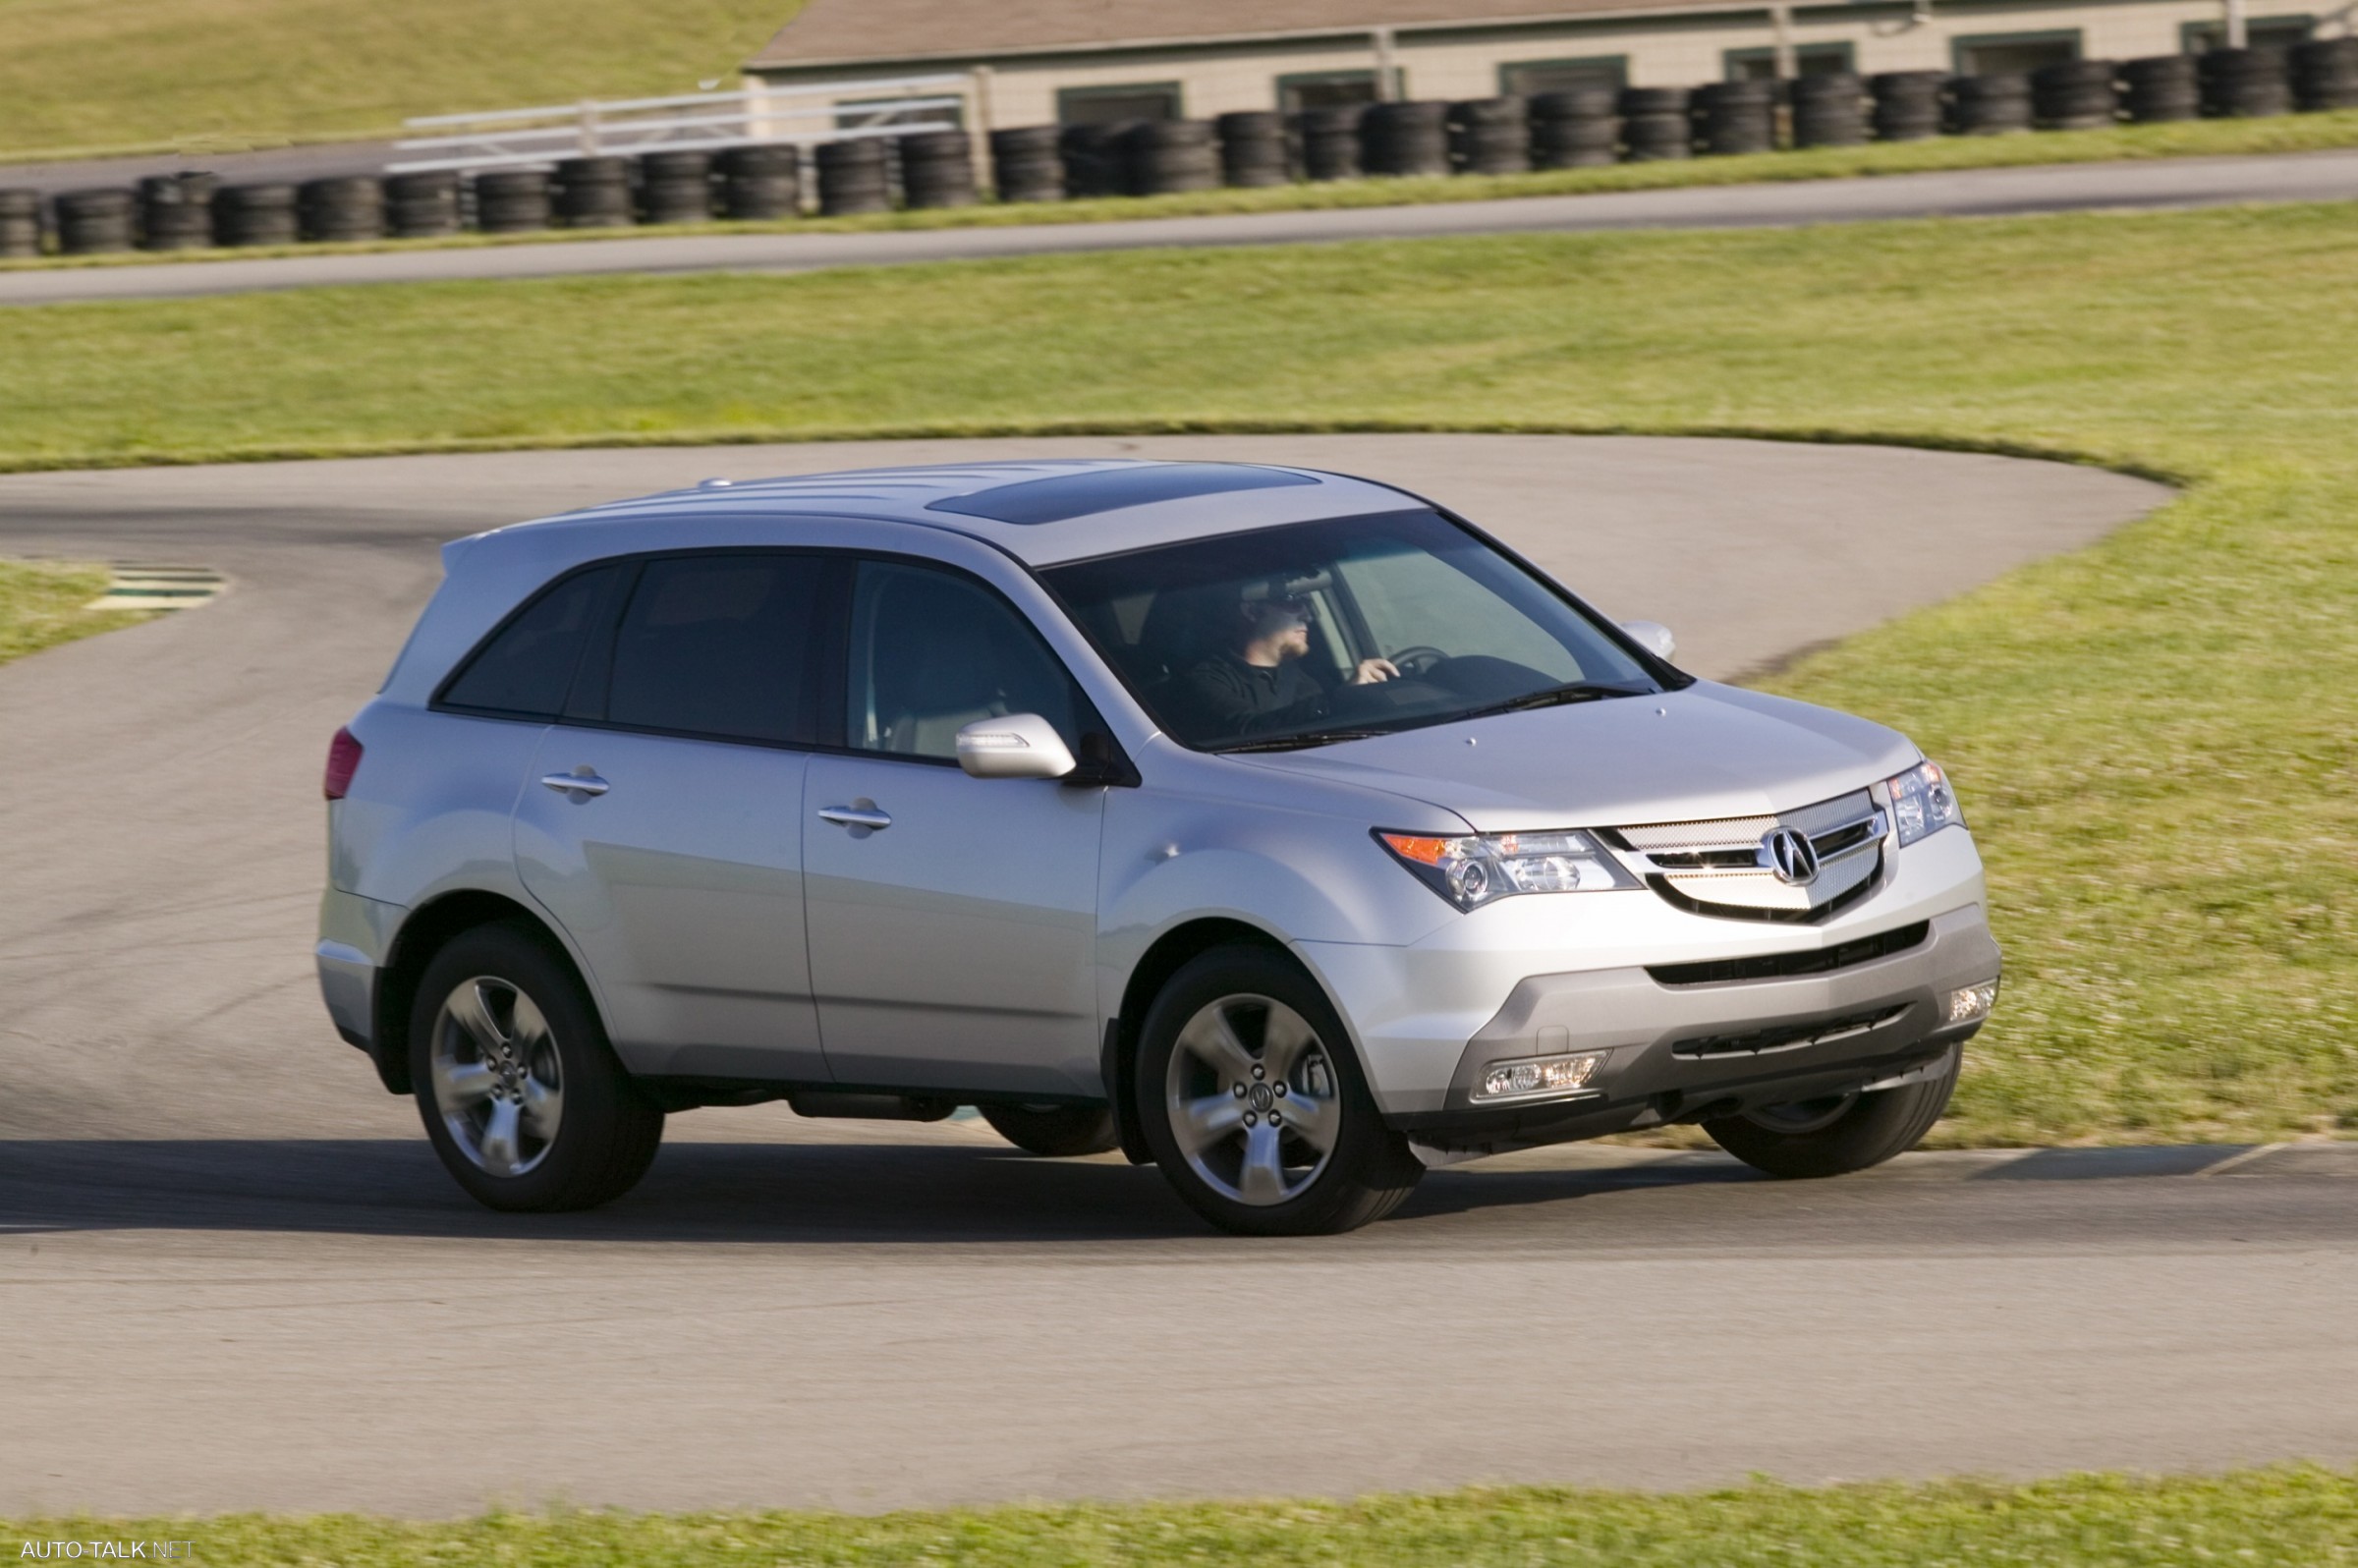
(1136, 946, 1423, 1236)
(981, 1102, 1121, 1157)
(409, 922, 663, 1211)
(1704, 1044, 1959, 1179)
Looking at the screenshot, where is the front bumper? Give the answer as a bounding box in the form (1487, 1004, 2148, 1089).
(1388, 903, 1997, 1151)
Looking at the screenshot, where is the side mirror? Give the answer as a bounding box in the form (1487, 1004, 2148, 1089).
(1619, 620, 1676, 662)
(955, 713, 1078, 780)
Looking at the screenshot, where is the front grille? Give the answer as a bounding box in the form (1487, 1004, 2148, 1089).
(1672, 1004, 1911, 1059)
(1647, 922, 1930, 987)
(1606, 789, 1886, 923)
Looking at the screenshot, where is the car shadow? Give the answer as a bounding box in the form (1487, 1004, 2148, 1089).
(0, 1137, 1768, 1246)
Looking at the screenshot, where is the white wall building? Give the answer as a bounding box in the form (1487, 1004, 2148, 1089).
(744, 0, 2349, 131)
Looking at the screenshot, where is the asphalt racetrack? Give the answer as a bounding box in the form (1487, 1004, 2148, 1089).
(6, 433, 2351, 1517)
(3, 147, 2355, 307)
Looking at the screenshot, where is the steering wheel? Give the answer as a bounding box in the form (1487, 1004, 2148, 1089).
(1387, 645, 1448, 677)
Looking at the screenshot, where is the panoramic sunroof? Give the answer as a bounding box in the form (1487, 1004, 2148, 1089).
(926, 464, 1319, 525)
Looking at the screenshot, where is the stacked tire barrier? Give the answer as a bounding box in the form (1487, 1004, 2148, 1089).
(639, 149, 715, 224)
(815, 138, 890, 215)
(2200, 47, 2294, 117)
(1620, 86, 1694, 160)
(1791, 74, 1870, 147)
(2294, 37, 2358, 110)
(0, 190, 40, 258)
(553, 156, 634, 227)
(300, 176, 385, 242)
(717, 144, 801, 219)
(1447, 97, 1532, 174)
(1693, 80, 1776, 156)
(1948, 73, 2035, 134)
(1058, 123, 1130, 197)
(472, 169, 551, 234)
(212, 183, 299, 247)
(14, 41, 2358, 263)
(55, 188, 136, 253)
(386, 170, 462, 238)
(1294, 106, 1365, 181)
(2122, 56, 2202, 122)
(1124, 119, 1220, 196)
(1870, 71, 1945, 141)
(1216, 112, 1289, 188)
(989, 127, 1064, 203)
(1363, 100, 1451, 177)
(139, 173, 216, 250)
(898, 131, 978, 208)
(2032, 59, 2121, 129)
(1529, 88, 1619, 167)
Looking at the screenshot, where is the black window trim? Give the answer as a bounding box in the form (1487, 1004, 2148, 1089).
(431, 543, 1138, 784)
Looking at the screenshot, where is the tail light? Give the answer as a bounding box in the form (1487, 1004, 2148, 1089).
(323, 726, 364, 801)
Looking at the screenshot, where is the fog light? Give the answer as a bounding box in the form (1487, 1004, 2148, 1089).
(1947, 980, 1999, 1024)
(1476, 1051, 1604, 1102)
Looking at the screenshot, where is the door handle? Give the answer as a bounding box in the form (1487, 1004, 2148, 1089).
(540, 771, 610, 798)
(816, 805, 891, 831)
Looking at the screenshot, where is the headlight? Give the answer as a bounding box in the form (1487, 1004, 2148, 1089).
(1883, 759, 1964, 846)
(1376, 828, 1637, 912)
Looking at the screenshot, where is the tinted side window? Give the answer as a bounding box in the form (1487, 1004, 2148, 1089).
(439, 566, 617, 719)
(847, 560, 1086, 760)
(605, 554, 826, 746)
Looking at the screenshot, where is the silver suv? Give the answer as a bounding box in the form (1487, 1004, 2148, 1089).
(317, 460, 1999, 1235)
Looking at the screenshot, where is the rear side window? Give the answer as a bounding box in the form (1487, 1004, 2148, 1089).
(604, 554, 827, 746)
(438, 566, 618, 719)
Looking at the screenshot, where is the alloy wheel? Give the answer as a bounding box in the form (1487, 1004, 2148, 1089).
(428, 976, 564, 1178)
(1163, 993, 1341, 1206)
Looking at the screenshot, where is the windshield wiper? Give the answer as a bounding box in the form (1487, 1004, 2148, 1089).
(1454, 681, 1653, 722)
(1213, 729, 1392, 754)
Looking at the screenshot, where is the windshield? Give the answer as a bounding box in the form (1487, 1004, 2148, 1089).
(1040, 509, 1667, 752)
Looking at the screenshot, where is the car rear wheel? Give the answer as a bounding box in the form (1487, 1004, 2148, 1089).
(980, 1102, 1121, 1156)
(410, 923, 664, 1211)
(1704, 1044, 1960, 1179)
(1136, 946, 1423, 1236)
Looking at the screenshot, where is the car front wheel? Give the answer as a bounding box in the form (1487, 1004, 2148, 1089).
(410, 923, 664, 1212)
(1136, 946, 1423, 1236)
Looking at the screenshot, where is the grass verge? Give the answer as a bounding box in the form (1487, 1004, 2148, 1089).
(0, 558, 144, 666)
(0, 0, 803, 157)
(0, 202, 2352, 1143)
(8, 1469, 2355, 1564)
(7, 109, 2358, 275)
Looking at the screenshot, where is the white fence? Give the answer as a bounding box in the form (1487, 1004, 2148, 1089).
(388, 74, 978, 174)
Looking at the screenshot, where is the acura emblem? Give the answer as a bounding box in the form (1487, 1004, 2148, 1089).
(1763, 826, 1821, 886)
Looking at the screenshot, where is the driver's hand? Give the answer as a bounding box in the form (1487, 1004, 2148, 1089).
(1350, 657, 1401, 686)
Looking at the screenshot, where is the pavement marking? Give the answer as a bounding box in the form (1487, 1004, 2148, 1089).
(85, 561, 226, 613)
(2192, 1142, 2292, 1177)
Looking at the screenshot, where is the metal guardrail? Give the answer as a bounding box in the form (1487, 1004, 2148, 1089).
(388, 75, 975, 173)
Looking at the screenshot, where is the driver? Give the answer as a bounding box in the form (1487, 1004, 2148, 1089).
(1179, 581, 1398, 736)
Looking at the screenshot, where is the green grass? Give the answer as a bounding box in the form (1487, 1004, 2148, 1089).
(2, 201, 2355, 1144)
(0, 0, 804, 157)
(9, 109, 2358, 267)
(9, 1469, 2355, 1564)
(0, 558, 144, 665)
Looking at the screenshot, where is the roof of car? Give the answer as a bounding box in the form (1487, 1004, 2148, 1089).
(482, 458, 1428, 569)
